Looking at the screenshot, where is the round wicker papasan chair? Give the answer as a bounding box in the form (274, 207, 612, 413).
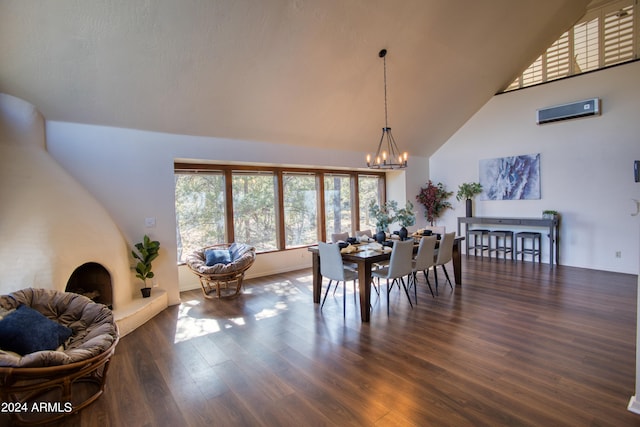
(186, 242, 256, 299)
(0, 288, 119, 426)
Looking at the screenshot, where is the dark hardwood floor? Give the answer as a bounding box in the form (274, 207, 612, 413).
(18, 257, 640, 426)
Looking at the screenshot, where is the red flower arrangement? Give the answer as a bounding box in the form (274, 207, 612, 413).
(416, 180, 453, 225)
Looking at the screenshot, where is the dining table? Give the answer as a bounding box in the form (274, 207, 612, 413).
(308, 235, 464, 322)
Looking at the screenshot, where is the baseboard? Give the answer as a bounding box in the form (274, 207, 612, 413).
(178, 264, 310, 293)
(628, 395, 640, 414)
(243, 264, 308, 280)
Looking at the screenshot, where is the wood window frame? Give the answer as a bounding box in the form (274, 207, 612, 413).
(175, 163, 386, 253)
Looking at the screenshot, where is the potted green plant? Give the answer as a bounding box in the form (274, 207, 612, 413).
(542, 210, 559, 219)
(132, 234, 160, 298)
(456, 182, 483, 217)
(394, 201, 415, 240)
(368, 200, 396, 243)
(416, 181, 453, 225)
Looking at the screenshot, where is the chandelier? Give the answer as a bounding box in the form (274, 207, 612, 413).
(366, 49, 408, 169)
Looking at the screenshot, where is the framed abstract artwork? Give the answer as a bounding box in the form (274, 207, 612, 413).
(479, 153, 540, 200)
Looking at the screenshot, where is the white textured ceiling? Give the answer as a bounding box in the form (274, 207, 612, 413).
(0, 0, 591, 158)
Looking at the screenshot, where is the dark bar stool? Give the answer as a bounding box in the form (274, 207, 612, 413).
(488, 230, 514, 260)
(515, 231, 541, 263)
(467, 229, 490, 258)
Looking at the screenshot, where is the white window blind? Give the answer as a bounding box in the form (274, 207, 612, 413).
(603, 4, 635, 65)
(545, 31, 571, 80)
(521, 55, 544, 87)
(573, 17, 600, 73)
(504, 0, 637, 92)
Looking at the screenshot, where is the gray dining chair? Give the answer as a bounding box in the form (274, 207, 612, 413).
(411, 235, 437, 300)
(433, 232, 455, 295)
(355, 229, 372, 239)
(331, 232, 349, 243)
(372, 239, 414, 315)
(318, 242, 359, 317)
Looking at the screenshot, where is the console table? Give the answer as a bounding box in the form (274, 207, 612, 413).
(457, 216, 560, 266)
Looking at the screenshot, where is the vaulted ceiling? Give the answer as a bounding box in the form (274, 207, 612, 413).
(0, 0, 592, 158)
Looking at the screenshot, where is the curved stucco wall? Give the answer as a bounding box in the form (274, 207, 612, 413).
(0, 93, 133, 310)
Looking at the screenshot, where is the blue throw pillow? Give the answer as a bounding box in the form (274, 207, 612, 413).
(229, 242, 245, 261)
(0, 305, 72, 355)
(205, 249, 232, 266)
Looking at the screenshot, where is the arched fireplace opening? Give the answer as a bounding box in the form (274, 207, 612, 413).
(66, 262, 113, 309)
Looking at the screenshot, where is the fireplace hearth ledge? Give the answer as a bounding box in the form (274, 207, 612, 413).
(113, 289, 168, 337)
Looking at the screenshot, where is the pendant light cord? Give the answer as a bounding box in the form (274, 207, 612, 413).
(382, 50, 389, 129)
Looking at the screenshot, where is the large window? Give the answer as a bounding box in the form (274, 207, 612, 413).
(283, 173, 318, 248)
(174, 173, 226, 262)
(324, 174, 352, 237)
(504, 0, 637, 92)
(232, 172, 277, 252)
(358, 175, 382, 233)
(174, 164, 384, 261)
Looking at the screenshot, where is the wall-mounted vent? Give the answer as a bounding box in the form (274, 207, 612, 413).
(536, 98, 600, 124)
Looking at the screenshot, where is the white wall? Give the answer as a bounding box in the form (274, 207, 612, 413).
(431, 61, 640, 274)
(0, 94, 133, 312)
(46, 124, 430, 302)
(630, 222, 640, 413)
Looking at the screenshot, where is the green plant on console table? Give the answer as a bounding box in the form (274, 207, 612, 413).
(456, 182, 483, 201)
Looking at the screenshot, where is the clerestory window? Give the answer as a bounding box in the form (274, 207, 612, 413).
(504, 0, 637, 92)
